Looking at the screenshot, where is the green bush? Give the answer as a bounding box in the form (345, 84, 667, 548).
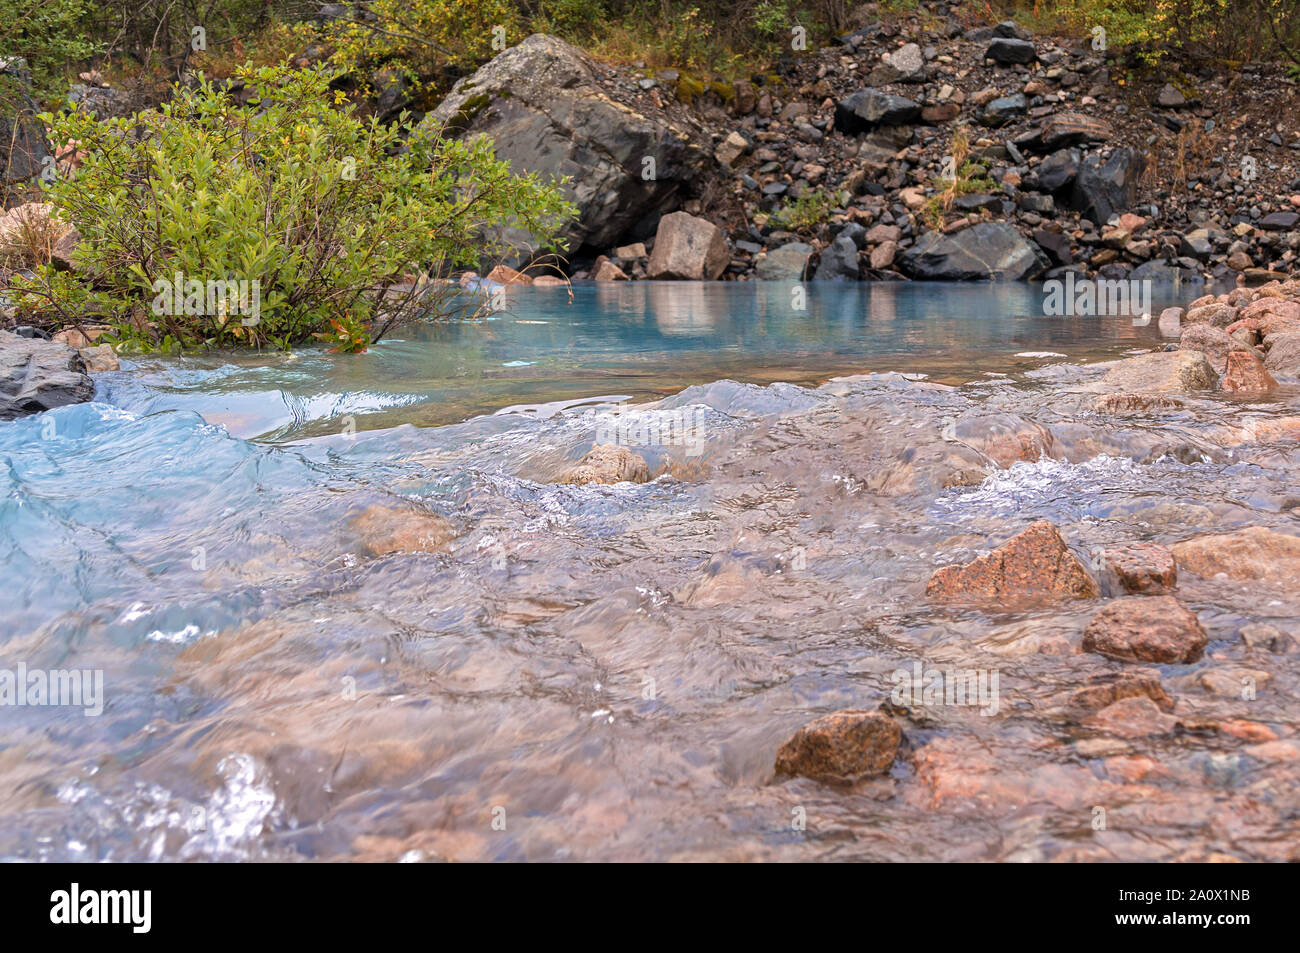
(0, 0, 100, 102)
(11, 64, 575, 351)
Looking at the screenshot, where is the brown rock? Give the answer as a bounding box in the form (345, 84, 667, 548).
(1157, 306, 1183, 337)
(1184, 302, 1238, 328)
(926, 520, 1099, 603)
(774, 710, 902, 783)
(485, 264, 533, 286)
(1097, 350, 1219, 394)
(1171, 526, 1300, 583)
(531, 275, 566, 286)
(555, 444, 650, 485)
(1093, 393, 1184, 413)
(1084, 696, 1178, 738)
(1264, 333, 1300, 376)
(1100, 542, 1177, 593)
(1197, 668, 1270, 698)
(591, 256, 628, 281)
(1219, 348, 1278, 394)
(347, 505, 456, 556)
(1070, 671, 1175, 712)
(1081, 596, 1208, 663)
(79, 343, 119, 373)
(869, 240, 897, 269)
(646, 212, 729, 280)
(1178, 324, 1254, 374)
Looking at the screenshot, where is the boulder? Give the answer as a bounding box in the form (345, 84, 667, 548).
(1178, 324, 1252, 373)
(556, 444, 650, 485)
(424, 35, 711, 254)
(978, 94, 1027, 127)
(926, 520, 1099, 603)
(774, 710, 901, 783)
(755, 242, 814, 281)
(1097, 351, 1218, 394)
(645, 212, 729, 280)
(1219, 349, 1278, 394)
(898, 222, 1048, 281)
(1264, 333, 1300, 376)
(347, 504, 456, 556)
(833, 88, 921, 134)
(714, 130, 748, 166)
(1068, 149, 1139, 225)
(0, 330, 95, 420)
(869, 43, 926, 84)
(1081, 596, 1208, 664)
(66, 82, 136, 120)
(1032, 149, 1080, 192)
(814, 234, 859, 281)
(986, 37, 1037, 64)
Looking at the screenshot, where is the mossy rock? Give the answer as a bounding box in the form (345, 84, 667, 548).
(675, 73, 706, 105)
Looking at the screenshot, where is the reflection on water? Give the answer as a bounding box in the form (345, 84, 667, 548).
(96, 281, 1200, 441)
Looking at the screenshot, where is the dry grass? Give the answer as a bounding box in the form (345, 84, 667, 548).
(0, 204, 68, 269)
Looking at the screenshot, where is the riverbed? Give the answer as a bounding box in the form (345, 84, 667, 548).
(2, 281, 1297, 862)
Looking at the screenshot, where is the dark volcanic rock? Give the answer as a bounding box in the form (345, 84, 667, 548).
(815, 234, 860, 281)
(833, 88, 922, 134)
(899, 222, 1048, 281)
(425, 34, 710, 254)
(986, 37, 1037, 65)
(774, 710, 902, 783)
(0, 331, 95, 420)
(1032, 149, 1080, 192)
(979, 94, 1027, 127)
(1068, 149, 1139, 225)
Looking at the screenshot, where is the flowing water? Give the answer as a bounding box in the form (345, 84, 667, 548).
(3, 281, 1298, 862)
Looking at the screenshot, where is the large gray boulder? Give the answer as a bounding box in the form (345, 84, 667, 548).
(1068, 149, 1139, 225)
(0, 331, 94, 420)
(833, 88, 921, 134)
(424, 35, 711, 255)
(1, 58, 52, 190)
(898, 223, 1048, 281)
(755, 242, 814, 281)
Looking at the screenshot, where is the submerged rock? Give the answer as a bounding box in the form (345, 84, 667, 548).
(347, 504, 456, 556)
(556, 444, 650, 485)
(1100, 542, 1177, 594)
(926, 520, 1099, 603)
(1070, 671, 1175, 712)
(0, 330, 94, 420)
(1097, 350, 1219, 395)
(774, 710, 902, 783)
(1219, 349, 1278, 394)
(1082, 596, 1208, 663)
(1171, 526, 1300, 584)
